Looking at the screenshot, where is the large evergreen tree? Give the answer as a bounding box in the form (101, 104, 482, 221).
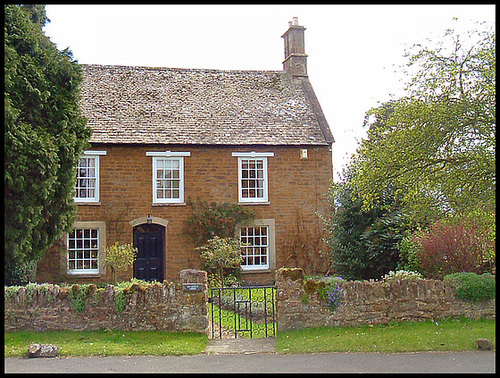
(325, 163, 408, 280)
(4, 4, 92, 284)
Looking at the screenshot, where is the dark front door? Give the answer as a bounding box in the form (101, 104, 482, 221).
(133, 224, 165, 282)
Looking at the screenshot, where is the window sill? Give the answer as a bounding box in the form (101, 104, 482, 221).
(152, 202, 186, 207)
(75, 202, 101, 206)
(241, 268, 272, 274)
(238, 201, 270, 206)
(66, 272, 101, 277)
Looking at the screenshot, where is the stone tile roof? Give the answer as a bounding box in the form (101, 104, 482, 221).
(80, 64, 333, 146)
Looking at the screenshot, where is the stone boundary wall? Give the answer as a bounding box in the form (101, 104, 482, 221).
(4, 269, 208, 334)
(275, 268, 496, 331)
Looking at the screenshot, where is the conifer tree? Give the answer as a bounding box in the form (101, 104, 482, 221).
(4, 4, 92, 284)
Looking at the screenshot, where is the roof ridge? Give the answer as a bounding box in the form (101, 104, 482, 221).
(81, 63, 284, 75)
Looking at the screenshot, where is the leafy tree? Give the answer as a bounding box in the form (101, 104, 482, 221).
(4, 5, 92, 284)
(351, 22, 495, 224)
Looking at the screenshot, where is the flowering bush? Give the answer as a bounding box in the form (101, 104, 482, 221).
(318, 276, 344, 310)
(382, 270, 423, 281)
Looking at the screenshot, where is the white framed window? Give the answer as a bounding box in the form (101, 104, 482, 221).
(147, 151, 190, 204)
(67, 228, 99, 274)
(238, 219, 275, 272)
(67, 221, 106, 276)
(232, 152, 274, 203)
(74, 151, 106, 203)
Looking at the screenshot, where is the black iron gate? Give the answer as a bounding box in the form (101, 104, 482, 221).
(209, 285, 277, 339)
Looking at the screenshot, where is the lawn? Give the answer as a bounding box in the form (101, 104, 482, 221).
(4, 318, 495, 357)
(4, 330, 208, 357)
(276, 317, 496, 354)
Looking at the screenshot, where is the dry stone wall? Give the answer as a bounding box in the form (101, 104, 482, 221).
(275, 268, 495, 331)
(4, 269, 208, 334)
(5, 267, 496, 334)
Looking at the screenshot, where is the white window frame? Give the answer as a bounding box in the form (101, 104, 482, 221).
(74, 150, 106, 203)
(66, 221, 106, 276)
(147, 151, 190, 204)
(232, 152, 274, 204)
(237, 219, 275, 272)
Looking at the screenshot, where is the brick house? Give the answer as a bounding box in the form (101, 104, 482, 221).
(36, 18, 334, 285)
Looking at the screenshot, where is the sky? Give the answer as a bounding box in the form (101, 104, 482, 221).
(43, 4, 495, 181)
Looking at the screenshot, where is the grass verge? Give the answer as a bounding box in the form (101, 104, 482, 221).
(4, 330, 208, 357)
(276, 317, 495, 354)
(5, 318, 495, 357)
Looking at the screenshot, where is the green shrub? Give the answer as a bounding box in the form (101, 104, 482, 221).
(444, 272, 496, 302)
(396, 235, 422, 273)
(197, 236, 242, 287)
(104, 242, 138, 283)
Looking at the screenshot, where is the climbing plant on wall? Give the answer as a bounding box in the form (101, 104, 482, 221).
(183, 199, 254, 247)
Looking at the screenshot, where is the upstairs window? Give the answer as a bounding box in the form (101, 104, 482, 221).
(232, 152, 274, 203)
(147, 151, 190, 204)
(74, 151, 106, 203)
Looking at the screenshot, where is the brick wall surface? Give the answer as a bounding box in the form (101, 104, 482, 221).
(36, 144, 333, 284)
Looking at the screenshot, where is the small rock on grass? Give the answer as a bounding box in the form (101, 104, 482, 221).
(28, 344, 59, 358)
(476, 339, 493, 350)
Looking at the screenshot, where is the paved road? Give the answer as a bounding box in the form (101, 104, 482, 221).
(5, 351, 496, 373)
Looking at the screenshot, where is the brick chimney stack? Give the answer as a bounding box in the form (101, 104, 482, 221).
(282, 17, 308, 77)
